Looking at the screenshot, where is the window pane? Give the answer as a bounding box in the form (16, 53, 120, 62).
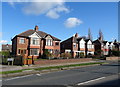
(46, 39, 53, 46)
(19, 38, 25, 44)
(30, 49, 39, 55)
(32, 38, 39, 45)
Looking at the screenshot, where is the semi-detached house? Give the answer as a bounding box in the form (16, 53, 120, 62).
(60, 33, 94, 58)
(12, 26, 61, 58)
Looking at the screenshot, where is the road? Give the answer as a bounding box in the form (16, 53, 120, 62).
(2, 61, 120, 87)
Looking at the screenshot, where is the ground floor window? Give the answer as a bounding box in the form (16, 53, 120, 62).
(18, 49, 26, 55)
(30, 48, 39, 55)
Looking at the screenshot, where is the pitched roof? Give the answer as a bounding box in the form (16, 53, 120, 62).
(93, 39, 102, 44)
(17, 29, 61, 41)
(2, 44, 12, 52)
(85, 39, 90, 42)
(102, 41, 108, 45)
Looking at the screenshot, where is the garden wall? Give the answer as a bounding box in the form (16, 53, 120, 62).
(34, 58, 92, 65)
(106, 57, 120, 60)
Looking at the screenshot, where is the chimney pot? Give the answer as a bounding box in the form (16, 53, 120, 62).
(75, 33, 79, 38)
(34, 25, 39, 31)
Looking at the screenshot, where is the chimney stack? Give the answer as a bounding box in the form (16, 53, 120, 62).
(75, 33, 79, 38)
(34, 25, 39, 31)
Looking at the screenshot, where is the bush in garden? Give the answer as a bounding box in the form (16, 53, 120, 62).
(111, 50, 120, 56)
(60, 53, 72, 59)
(80, 52, 84, 58)
(0, 51, 10, 57)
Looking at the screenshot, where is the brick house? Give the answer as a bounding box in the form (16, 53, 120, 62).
(102, 41, 110, 55)
(12, 25, 61, 58)
(85, 39, 94, 56)
(93, 39, 111, 56)
(2, 44, 12, 52)
(60, 33, 94, 58)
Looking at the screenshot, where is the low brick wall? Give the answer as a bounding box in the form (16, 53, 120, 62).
(34, 58, 92, 65)
(106, 57, 120, 60)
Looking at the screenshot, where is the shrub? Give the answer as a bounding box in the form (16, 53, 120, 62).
(80, 52, 84, 58)
(94, 50, 103, 56)
(87, 53, 93, 58)
(111, 50, 120, 56)
(60, 53, 72, 59)
(42, 49, 50, 58)
(0, 51, 10, 57)
(42, 49, 54, 59)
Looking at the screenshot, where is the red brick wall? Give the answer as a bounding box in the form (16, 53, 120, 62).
(88, 49, 94, 51)
(12, 37, 17, 55)
(106, 57, 120, 60)
(12, 36, 60, 58)
(17, 37, 29, 55)
(60, 37, 73, 53)
(34, 58, 92, 65)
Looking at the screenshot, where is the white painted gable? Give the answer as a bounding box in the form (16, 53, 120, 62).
(29, 32, 41, 38)
(106, 42, 109, 46)
(79, 38, 85, 43)
(111, 42, 114, 45)
(87, 40, 92, 44)
(79, 38, 85, 48)
(46, 35, 53, 40)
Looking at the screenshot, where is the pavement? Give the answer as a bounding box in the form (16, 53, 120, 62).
(0, 65, 23, 72)
(0, 60, 106, 78)
(2, 61, 119, 86)
(1, 60, 103, 72)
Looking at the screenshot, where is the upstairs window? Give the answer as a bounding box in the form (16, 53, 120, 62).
(19, 38, 25, 44)
(88, 44, 92, 49)
(80, 43, 85, 48)
(46, 39, 53, 46)
(73, 43, 76, 48)
(32, 38, 39, 45)
(55, 42, 59, 46)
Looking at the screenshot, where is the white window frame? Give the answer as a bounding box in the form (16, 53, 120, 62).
(19, 38, 25, 44)
(80, 43, 85, 48)
(31, 38, 40, 45)
(30, 48, 39, 56)
(46, 39, 53, 46)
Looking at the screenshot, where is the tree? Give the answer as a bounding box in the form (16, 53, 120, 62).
(0, 51, 10, 57)
(98, 29, 104, 41)
(88, 28, 92, 40)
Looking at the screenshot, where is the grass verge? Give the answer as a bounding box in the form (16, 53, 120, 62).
(34, 62, 105, 70)
(1, 62, 105, 75)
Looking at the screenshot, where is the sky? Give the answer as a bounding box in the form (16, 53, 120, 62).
(0, 1, 118, 49)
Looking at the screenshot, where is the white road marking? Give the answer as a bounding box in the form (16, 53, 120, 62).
(5, 74, 33, 81)
(0, 80, 2, 82)
(36, 74, 41, 76)
(77, 77, 106, 85)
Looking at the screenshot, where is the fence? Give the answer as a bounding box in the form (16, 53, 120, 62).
(1, 55, 35, 65)
(1, 55, 23, 65)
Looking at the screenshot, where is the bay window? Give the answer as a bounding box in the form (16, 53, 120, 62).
(46, 39, 53, 46)
(31, 38, 39, 45)
(30, 48, 39, 55)
(80, 43, 85, 48)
